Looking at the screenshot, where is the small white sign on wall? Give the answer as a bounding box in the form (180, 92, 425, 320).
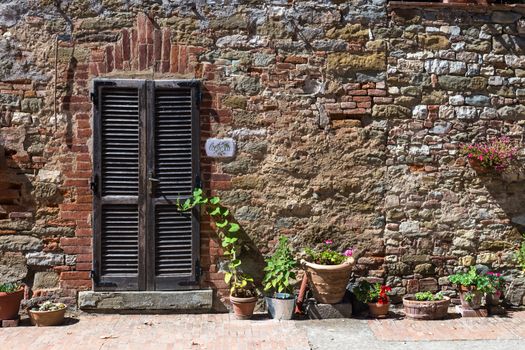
(205, 138, 236, 158)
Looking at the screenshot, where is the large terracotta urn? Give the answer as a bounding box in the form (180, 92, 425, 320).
(301, 258, 354, 304)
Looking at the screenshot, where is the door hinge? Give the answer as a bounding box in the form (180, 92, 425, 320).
(90, 175, 99, 195)
(195, 174, 201, 189)
(195, 259, 201, 280)
(196, 89, 202, 104)
(90, 92, 98, 106)
(90, 269, 99, 285)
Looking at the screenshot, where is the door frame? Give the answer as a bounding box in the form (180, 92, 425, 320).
(91, 78, 201, 291)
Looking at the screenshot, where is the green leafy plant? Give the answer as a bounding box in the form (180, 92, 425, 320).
(414, 291, 444, 301)
(353, 281, 391, 304)
(0, 283, 21, 293)
(176, 188, 255, 298)
(32, 301, 66, 312)
(304, 240, 353, 265)
(448, 267, 494, 302)
(263, 236, 297, 296)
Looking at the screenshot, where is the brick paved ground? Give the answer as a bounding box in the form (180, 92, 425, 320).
(1, 310, 525, 350)
(368, 309, 525, 342)
(0, 313, 310, 350)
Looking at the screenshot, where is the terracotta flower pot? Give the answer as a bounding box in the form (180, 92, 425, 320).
(0, 288, 24, 320)
(368, 302, 390, 318)
(29, 308, 66, 327)
(459, 290, 483, 310)
(230, 295, 257, 320)
(301, 258, 355, 304)
(403, 296, 450, 320)
(467, 158, 491, 174)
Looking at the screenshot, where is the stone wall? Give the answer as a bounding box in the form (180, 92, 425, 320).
(0, 0, 524, 308)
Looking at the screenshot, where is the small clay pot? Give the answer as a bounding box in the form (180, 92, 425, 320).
(230, 295, 257, 320)
(368, 302, 390, 318)
(29, 308, 66, 327)
(0, 288, 24, 320)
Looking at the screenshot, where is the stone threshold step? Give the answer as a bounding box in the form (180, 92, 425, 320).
(78, 290, 213, 312)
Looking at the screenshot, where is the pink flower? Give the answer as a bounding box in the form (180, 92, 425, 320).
(324, 239, 333, 245)
(343, 249, 353, 257)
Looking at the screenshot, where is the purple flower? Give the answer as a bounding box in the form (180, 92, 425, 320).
(324, 239, 333, 245)
(343, 249, 353, 257)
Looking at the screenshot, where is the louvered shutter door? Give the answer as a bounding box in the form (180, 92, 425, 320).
(93, 80, 146, 291)
(146, 81, 199, 290)
(93, 79, 198, 291)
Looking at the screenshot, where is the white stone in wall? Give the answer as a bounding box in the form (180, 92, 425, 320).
(408, 145, 430, 156)
(11, 112, 32, 125)
(425, 59, 449, 74)
(505, 55, 525, 68)
(466, 64, 480, 76)
(488, 76, 504, 86)
(449, 95, 464, 106)
(399, 221, 420, 234)
(37, 169, 62, 183)
(480, 65, 495, 76)
(455, 106, 478, 120)
(440, 25, 461, 36)
(449, 61, 467, 74)
(412, 105, 428, 119)
(509, 78, 525, 85)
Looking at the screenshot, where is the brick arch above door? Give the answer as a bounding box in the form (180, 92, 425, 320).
(88, 12, 205, 77)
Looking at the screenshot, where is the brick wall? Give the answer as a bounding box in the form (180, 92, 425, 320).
(0, 0, 524, 308)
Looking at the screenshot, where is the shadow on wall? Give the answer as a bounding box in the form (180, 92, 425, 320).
(0, 143, 36, 285)
(480, 165, 525, 237)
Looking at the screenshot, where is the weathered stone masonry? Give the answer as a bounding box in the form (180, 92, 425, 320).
(0, 0, 524, 308)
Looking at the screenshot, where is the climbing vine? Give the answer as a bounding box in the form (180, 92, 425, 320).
(177, 188, 255, 297)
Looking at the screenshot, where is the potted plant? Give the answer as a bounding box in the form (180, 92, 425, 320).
(0, 282, 24, 321)
(29, 301, 66, 326)
(486, 272, 505, 306)
(403, 291, 450, 320)
(353, 281, 391, 318)
(462, 137, 518, 173)
(263, 236, 297, 320)
(300, 240, 354, 304)
(177, 189, 257, 319)
(448, 267, 493, 310)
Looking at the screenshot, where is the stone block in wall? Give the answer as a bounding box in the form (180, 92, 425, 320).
(0, 94, 19, 107)
(497, 105, 525, 121)
(506, 277, 525, 306)
(491, 11, 522, 24)
(327, 52, 386, 76)
(372, 105, 411, 119)
(33, 271, 59, 290)
(20, 98, 43, 113)
(25, 252, 65, 266)
(0, 235, 41, 252)
(0, 252, 27, 283)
